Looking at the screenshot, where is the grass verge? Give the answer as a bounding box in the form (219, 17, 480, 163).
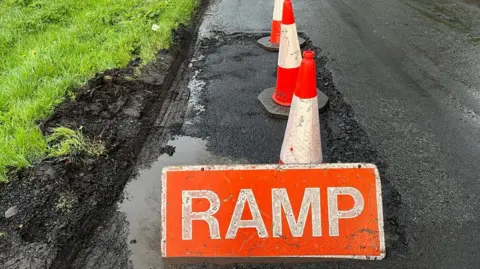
(0, 0, 198, 182)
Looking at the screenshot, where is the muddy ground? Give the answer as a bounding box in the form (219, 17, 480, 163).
(0, 1, 208, 267)
(0, 49, 182, 268)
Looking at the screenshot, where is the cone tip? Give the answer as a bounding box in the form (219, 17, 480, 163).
(282, 0, 295, 25)
(303, 50, 315, 59)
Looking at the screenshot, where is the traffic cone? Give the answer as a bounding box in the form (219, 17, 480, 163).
(269, 0, 283, 46)
(272, 0, 302, 106)
(279, 50, 322, 164)
(258, 0, 329, 118)
(257, 0, 306, 52)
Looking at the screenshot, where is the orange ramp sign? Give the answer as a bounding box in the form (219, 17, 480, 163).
(161, 164, 385, 263)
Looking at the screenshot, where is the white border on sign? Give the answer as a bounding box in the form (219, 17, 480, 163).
(160, 163, 386, 260)
(161, 167, 167, 259)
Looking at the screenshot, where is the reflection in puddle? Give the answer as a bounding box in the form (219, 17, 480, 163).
(119, 136, 248, 269)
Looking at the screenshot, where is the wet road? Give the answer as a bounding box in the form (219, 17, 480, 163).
(120, 137, 210, 269)
(76, 0, 480, 268)
(200, 0, 480, 268)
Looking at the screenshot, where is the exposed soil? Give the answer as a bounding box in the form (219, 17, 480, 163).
(0, 1, 208, 268)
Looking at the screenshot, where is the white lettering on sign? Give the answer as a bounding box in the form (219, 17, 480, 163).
(182, 190, 221, 240)
(272, 188, 321, 237)
(182, 187, 366, 239)
(327, 187, 365, 237)
(226, 189, 268, 239)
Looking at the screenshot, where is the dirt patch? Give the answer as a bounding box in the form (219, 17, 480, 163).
(0, 1, 208, 267)
(1, 53, 173, 268)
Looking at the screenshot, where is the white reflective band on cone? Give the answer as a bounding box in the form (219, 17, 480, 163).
(280, 95, 322, 164)
(278, 23, 302, 69)
(273, 0, 284, 21)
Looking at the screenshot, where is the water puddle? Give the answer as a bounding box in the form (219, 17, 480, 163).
(119, 135, 248, 269)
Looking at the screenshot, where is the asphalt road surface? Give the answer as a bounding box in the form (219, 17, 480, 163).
(201, 0, 480, 267)
(74, 0, 480, 268)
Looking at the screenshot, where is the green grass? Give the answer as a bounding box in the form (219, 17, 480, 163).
(0, 0, 198, 182)
(46, 127, 105, 158)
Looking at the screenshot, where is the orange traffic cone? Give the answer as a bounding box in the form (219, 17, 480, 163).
(272, 0, 302, 106)
(258, 0, 329, 119)
(257, 0, 306, 52)
(279, 50, 322, 164)
(270, 0, 282, 46)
